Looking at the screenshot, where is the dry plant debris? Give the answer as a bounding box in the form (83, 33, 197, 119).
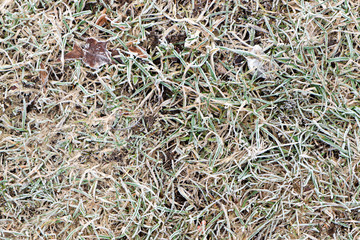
(96, 14, 109, 27)
(1, 0, 360, 239)
(63, 43, 84, 60)
(38, 62, 48, 89)
(82, 38, 112, 69)
(62, 38, 111, 69)
(127, 44, 148, 59)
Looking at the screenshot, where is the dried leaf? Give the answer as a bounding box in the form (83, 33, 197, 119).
(64, 43, 83, 60)
(127, 44, 147, 59)
(95, 9, 127, 31)
(39, 63, 48, 90)
(96, 14, 109, 26)
(59, 38, 112, 69)
(82, 38, 111, 69)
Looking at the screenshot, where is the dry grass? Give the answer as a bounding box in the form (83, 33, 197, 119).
(1, 0, 360, 239)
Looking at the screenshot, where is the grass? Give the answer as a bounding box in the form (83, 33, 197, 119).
(1, 0, 360, 239)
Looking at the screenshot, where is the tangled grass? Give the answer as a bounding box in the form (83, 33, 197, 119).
(1, 0, 360, 239)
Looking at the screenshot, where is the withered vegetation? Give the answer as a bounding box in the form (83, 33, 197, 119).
(1, 0, 360, 239)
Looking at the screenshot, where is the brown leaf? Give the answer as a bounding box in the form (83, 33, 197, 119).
(64, 43, 83, 60)
(127, 44, 147, 59)
(82, 38, 111, 69)
(96, 14, 109, 26)
(39, 63, 48, 87)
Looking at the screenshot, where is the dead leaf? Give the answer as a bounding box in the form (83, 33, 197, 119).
(127, 44, 147, 59)
(64, 43, 83, 60)
(39, 63, 48, 90)
(58, 38, 112, 69)
(82, 38, 111, 69)
(95, 9, 127, 31)
(96, 14, 109, 26)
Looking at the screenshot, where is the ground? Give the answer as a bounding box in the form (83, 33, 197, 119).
(1, 0, 360, 239)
